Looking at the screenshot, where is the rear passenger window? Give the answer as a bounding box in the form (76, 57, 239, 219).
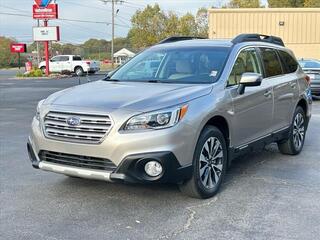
(73, 56, 82, 61)
(59, 56, 69, 62)
(260, 48, 283, 78)
(278, 50, 298, 73)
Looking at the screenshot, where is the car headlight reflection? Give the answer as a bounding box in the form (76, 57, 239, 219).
(124, 105, 188, 131)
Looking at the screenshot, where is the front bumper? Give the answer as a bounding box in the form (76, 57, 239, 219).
(28, 114, 196, 183)
(28, 138, 192, 183)
(310, 79, 320, 96)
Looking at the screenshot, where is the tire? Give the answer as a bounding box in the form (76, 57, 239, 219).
(277, 106, 306, 155)
(75, 67, 84, 76)
(179, 126, 227, 199)
(40, 67, 46, 73)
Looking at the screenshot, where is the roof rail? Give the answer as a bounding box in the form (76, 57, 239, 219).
(158, 36, 206, 44)
(231, 34, 285, 47)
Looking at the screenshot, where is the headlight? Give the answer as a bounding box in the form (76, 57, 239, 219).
(35, 99, 45, 121)
(124, 105, 188, 131)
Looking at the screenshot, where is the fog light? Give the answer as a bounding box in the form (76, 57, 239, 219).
(144, 161, 163, 177)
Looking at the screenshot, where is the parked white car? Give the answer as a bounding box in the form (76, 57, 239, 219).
(39, 55, 100, 76)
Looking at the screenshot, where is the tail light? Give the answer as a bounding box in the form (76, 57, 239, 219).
(86, 61, 91, 65)
(305, 75, 311, 84)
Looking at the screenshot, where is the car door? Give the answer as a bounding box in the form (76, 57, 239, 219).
(49, 56, 60, 72)
(227, 47, 274, 147)
(60, 56, 71, 72)
(272, 49, 300, 130)
(70, 56, 82, 72)
(54, 56, 66, 73)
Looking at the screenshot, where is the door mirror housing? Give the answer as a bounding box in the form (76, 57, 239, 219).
(238, 72, 262, 95)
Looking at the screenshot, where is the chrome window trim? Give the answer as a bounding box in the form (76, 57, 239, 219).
(224, 44, 298, 89)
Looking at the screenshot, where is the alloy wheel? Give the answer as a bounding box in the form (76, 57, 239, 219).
(199, 137, 224, 189)
(293, 112, 305, 150)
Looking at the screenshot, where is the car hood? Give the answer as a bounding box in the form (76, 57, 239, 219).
(45, 80, 212, 112)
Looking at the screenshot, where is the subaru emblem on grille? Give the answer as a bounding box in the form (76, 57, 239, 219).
(66, 117, 81, 126)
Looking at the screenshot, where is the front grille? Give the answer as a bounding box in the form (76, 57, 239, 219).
(43, 111, 112, 144)
(39, 151, 117, 171)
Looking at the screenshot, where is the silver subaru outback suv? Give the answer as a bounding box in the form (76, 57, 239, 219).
(28, 34, 312, 199)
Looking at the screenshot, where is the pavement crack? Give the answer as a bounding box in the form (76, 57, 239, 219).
(158, 197, 218, 240)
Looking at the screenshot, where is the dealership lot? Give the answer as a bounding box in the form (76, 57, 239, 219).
(1, 74, 320, 240)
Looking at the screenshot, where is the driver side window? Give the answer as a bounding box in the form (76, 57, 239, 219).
(228, 48, 262, 86)
(50, 56, 60, 62)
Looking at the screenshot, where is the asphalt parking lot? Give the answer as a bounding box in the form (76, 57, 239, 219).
(1, 71, 320, 240)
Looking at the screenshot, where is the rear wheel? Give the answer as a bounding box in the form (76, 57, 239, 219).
(179, 126, 227, 199)
(278, 106, 306, 155)
(75, 67, 84, 76)
(40, 67, 46, 73)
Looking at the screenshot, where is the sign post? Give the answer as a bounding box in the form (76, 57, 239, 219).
(32, 0, 59, 76)
(44, 20, 50, 76)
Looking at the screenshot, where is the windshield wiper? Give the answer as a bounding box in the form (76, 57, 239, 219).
(104, 78, 120, 82)
(147, 80, 162, 83)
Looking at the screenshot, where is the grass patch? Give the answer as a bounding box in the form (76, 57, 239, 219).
(16, 68, 44, 78)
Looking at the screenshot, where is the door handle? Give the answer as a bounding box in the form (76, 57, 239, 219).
(264, 90, 272, 97)
(290, 82, 297, 88)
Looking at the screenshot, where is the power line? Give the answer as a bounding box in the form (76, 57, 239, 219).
(116, 16, 129, 26)
(62, 0, 109, 11)
(0, 12, 31, 18)
(99, 0, 125, 68)
(0, 4, 30, 13)
(122, 1, 145, 8)
(120, 3, 142, 10)
(116, 14, 131, 22)
(59, 21, 112, 37)
(0, 12, 130, 27)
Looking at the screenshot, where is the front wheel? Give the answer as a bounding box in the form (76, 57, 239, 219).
(179, 126, 227, 199)
(278, 106, 307, 155)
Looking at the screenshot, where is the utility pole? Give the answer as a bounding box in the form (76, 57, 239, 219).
(100, 0, 123, 69)
(36, 19, 40, 66)
(44, 20, 50, 76)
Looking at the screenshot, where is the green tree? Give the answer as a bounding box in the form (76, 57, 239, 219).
(227, 0, 261, 8)
(267, 0, 304, 7)
(304, 0, 320, 7)
(128, 4, 167, 48)
(178, 13, 198, 36)
(163, 12, 180, 36)
(0, 36, 21, 68)
(196, 8, 209, 38)
(128, 4, 209, 48)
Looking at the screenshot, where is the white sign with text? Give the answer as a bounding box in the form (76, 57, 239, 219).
(33, 26, 60, 41)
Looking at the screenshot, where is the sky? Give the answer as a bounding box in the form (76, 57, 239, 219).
(0, 0, 265, 44)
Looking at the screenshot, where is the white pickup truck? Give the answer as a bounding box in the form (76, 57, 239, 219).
(39, 55, 100, 76)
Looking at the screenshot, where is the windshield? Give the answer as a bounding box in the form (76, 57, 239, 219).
(109, 47, 230, 84)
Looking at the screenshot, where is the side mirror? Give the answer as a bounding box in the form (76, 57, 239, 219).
(105, 70, 115, 79)
(238, 72, 262, 95)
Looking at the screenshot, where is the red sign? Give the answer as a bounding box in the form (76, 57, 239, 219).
(10, 44, 27, 53)
(33, 4, 58, 19)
